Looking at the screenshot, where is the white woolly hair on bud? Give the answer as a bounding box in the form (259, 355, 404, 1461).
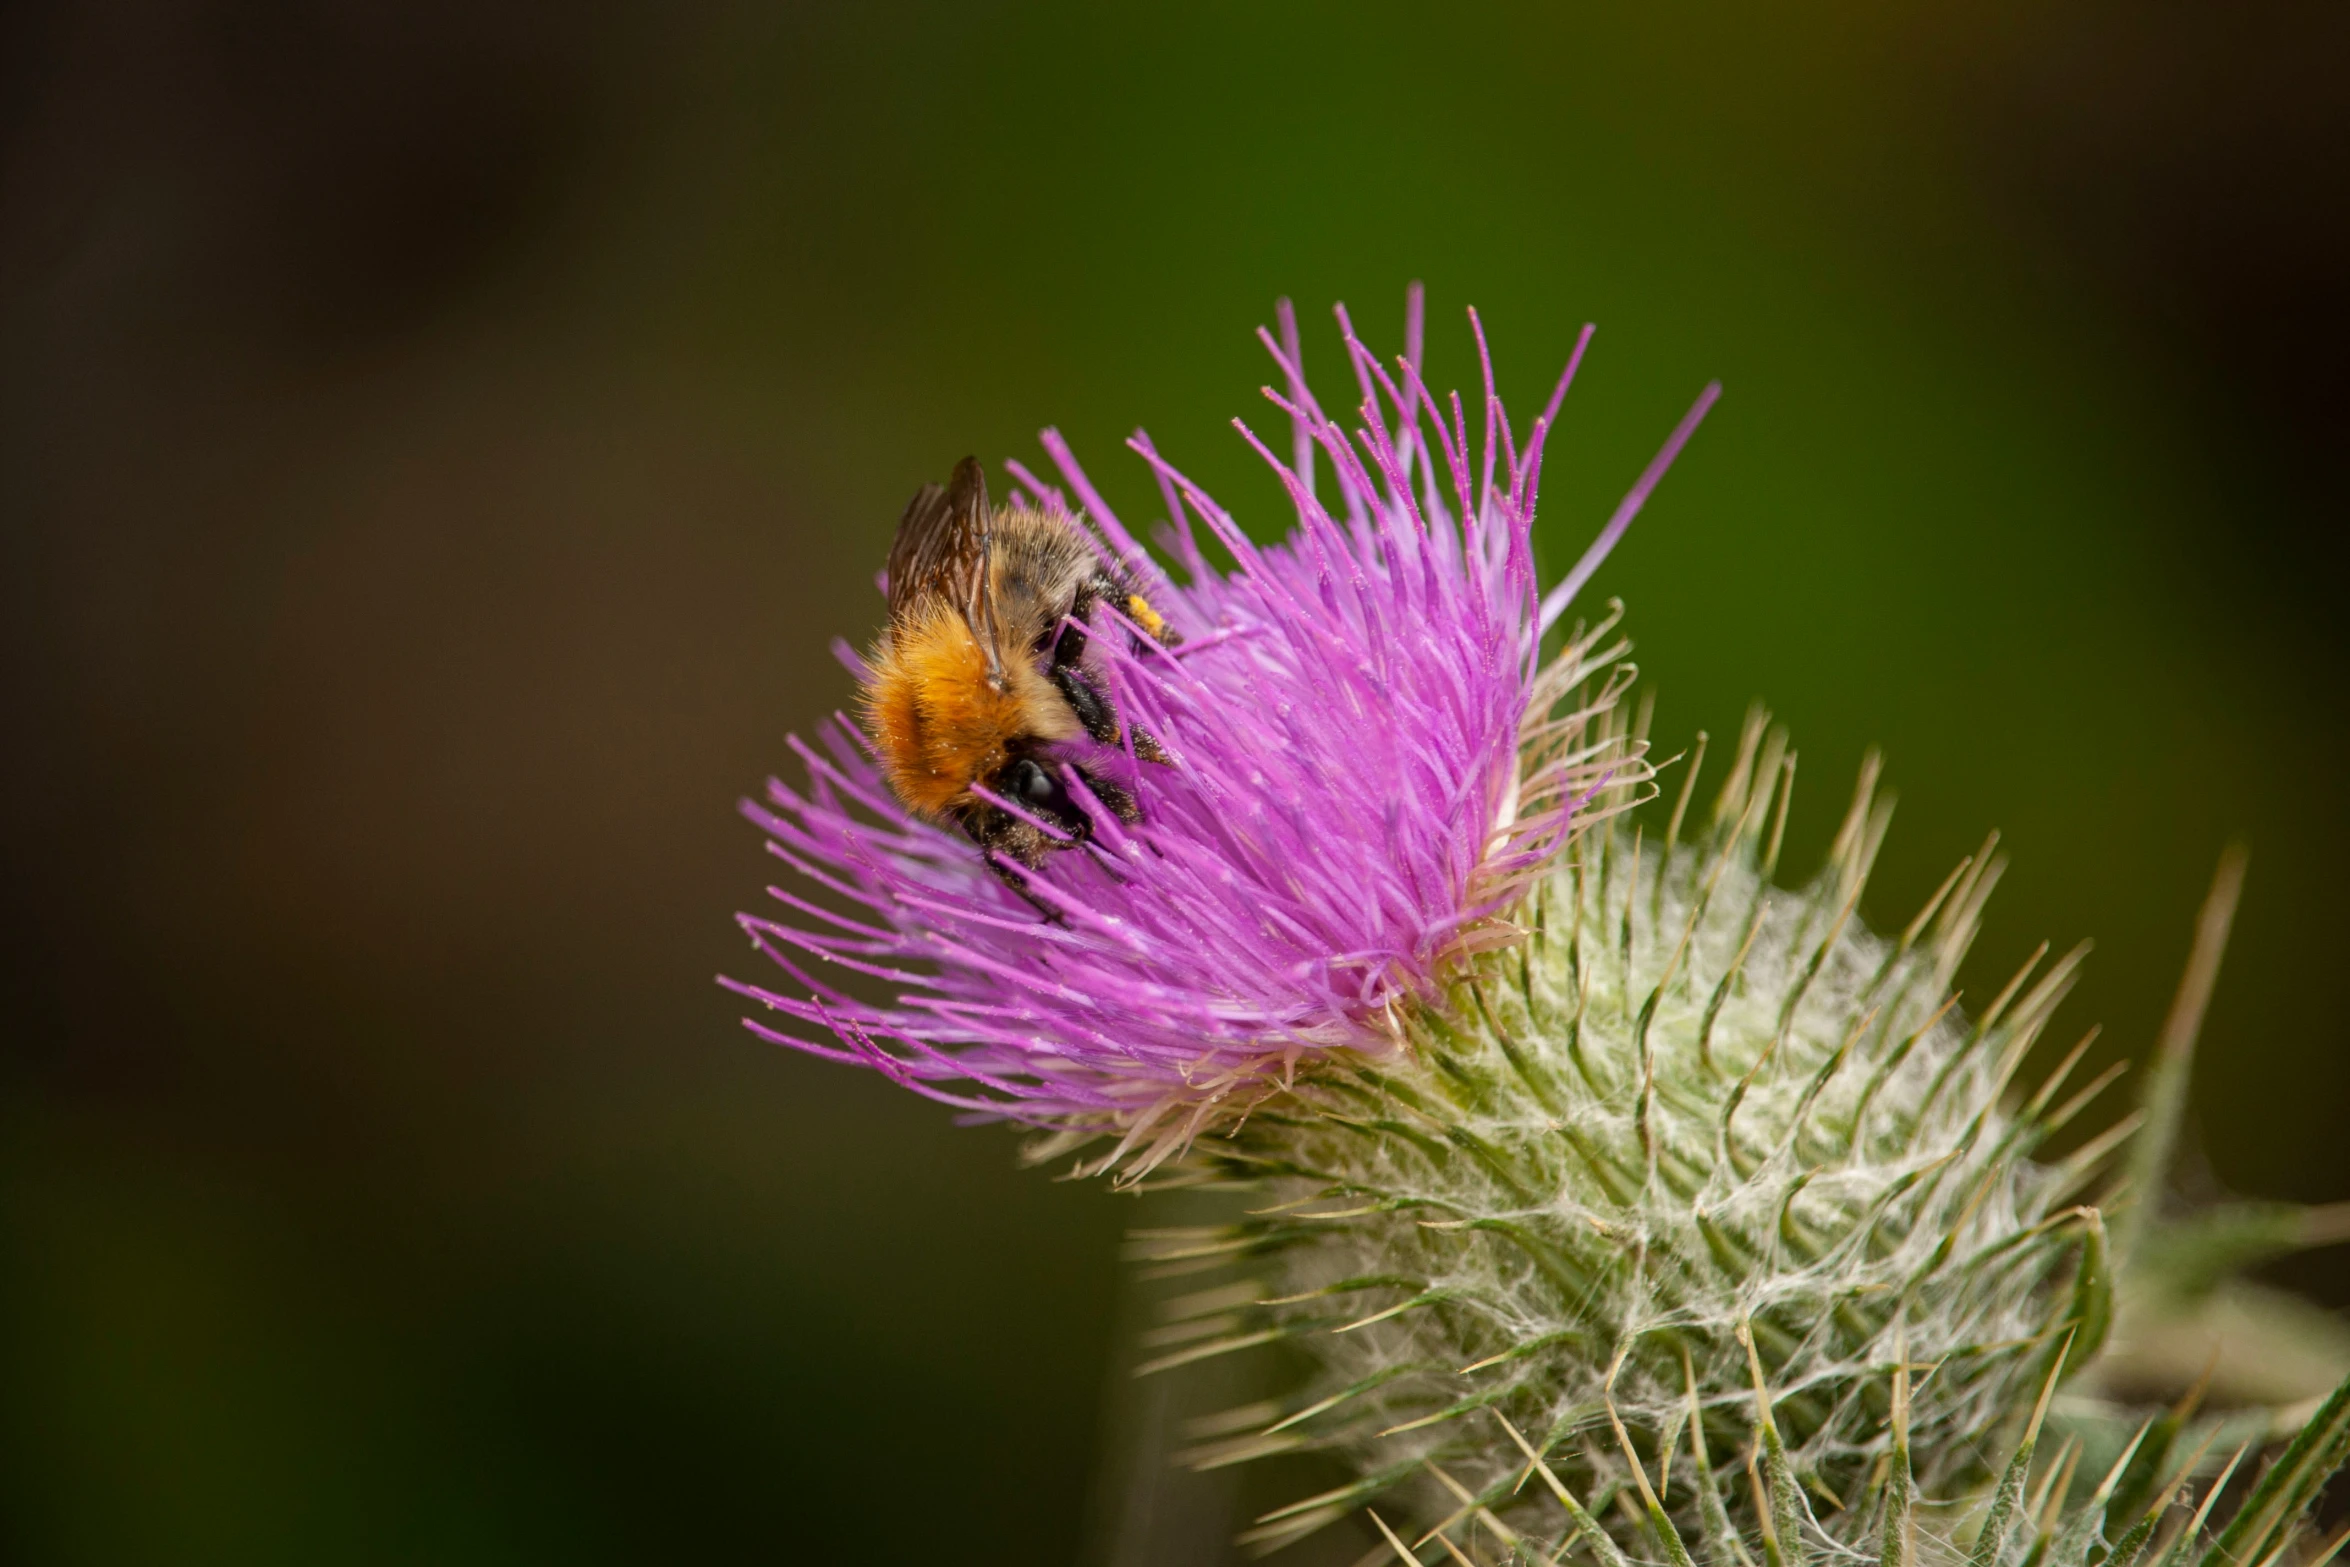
(1122, 679, 2350, 1566)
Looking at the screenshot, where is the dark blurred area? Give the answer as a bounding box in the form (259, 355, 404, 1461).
(1, 3, 2342, 1561)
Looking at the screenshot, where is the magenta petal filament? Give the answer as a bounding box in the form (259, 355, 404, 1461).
(724, 293, 1716, 1167)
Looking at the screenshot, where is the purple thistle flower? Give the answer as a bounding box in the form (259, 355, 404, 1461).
(724, 289, 1718, 1167)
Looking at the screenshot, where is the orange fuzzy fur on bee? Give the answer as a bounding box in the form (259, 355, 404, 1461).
(862, 600, 1080, 818)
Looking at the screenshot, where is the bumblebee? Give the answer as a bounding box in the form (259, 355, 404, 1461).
(862, 457, 1177, 887)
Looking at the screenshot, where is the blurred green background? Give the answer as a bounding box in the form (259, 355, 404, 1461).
(3, 2, 2345, 1561)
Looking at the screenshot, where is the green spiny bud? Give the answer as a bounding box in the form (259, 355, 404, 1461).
(1130, 700, 2263, 1562)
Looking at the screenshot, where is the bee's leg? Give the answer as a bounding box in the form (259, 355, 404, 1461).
(1122, 589, 1178, 648)
(1048, 661, 1115, 742)
(1127, 723, 1171, 765)
(983, 853, 1066, 925)
(1071, 573, 1180, 652)
(1050, 662, 1172, 765)
(1069, 766, 1141, 826)
(955, 798, 1069, 924)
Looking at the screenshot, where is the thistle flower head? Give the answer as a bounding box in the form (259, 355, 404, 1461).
(726, 292, 1714, 1163)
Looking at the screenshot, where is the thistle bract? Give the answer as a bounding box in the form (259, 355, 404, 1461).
(1142, 723, 2118, 1555)
(1125, 724, 2349, 1566)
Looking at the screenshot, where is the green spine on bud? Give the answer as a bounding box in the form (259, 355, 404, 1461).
(1133, 704, 2226, 1560)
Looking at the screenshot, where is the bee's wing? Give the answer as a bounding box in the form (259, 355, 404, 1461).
(884, 456, 1007, 688)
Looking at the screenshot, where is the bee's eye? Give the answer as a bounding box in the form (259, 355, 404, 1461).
(1010, 758, 1061, 806)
